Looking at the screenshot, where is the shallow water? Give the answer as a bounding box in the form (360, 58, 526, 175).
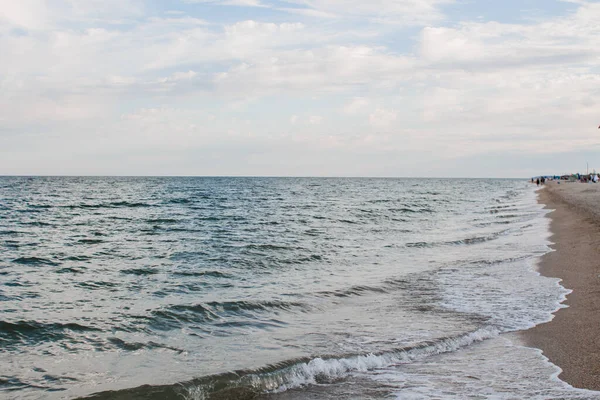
(0, 177, 595, 399)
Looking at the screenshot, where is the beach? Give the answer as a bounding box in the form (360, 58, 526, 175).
(523, 182, 600, 390)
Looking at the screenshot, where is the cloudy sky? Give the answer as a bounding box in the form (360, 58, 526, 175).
(1, 0, 599, 177)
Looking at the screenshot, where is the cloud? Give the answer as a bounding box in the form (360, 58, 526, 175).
(0, 0, 50, 30)
(158, 70, 197, 83)
(276, 8, 337, 19)
(0, 0, 144, 30)
(309, 115, 323, 124)
(183, 0, 267, 7)
(183, 0, 451, 23)
(213, 45, 415, 97)
(343, 97, 370, 115)
(2, 0, 600, 176)
(419, 4, 600, 69)
(279, 0, 454, 24)
(369, 108, 397, 129)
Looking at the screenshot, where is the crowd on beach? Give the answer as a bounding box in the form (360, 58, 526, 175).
(531, 173, 600, 186)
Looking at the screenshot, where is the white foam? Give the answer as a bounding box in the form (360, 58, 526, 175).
(435, 186, 571, 334)
(180, 384, 208, 400)
(259, 326, 500, 393)
(382, 336, 600, 399)
(180, 327, 501, 399)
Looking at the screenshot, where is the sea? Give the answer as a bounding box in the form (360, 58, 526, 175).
(1, 177, 599, 400)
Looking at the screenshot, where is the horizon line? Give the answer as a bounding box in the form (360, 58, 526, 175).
(0, 175, 527, 179)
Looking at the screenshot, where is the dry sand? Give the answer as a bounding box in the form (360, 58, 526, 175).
(522, 182, 600, 390)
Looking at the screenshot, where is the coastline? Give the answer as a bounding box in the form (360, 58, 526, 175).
(522, 182, 600, 390)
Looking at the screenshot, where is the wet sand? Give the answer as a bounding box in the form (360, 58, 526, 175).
(522, 182, 600, 390)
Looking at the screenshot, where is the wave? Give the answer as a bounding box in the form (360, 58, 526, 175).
(486, 204, 514, 210)
(172, 270, 233, 279)
(242, 244, 305, 252)
(62, 201, 153, 210)
(103, 201, 152, 208)
(26, 204, 52, 209)
(0, 230, 23, 236)
(365, 199, 394, 204)
(145, 300, 312, 332)
(146, 218, 179, 224)
(444, 233, 500, 246)
(120, 267, 159, 276)
(12, 257, 60, 266)
(389, 207, 434, 214)
(106, 216, 134, 221)
(474, 221, 512, 227)
(275, 254, 323, 264)
(0, 320, 100, 348)
(317, 285, 389, 298)
(0, 375, 55, 392)
(107, 337, 184, 353)
(406, 229, 510, 248)
(195, 216, 225, 222)
(80, 327, 499, 400)
(465, 255, 529, 267)
(166, 198, 193, 205)
(405, 241, 432, 248)
(76, 281, 119, 290)
(61, 255, 92, 262)
(495, 214, 522, 220)
(76, 239, 105, 245)
(56, 267, 86, 274)
(20, 221, 53, 227)
(205, 300, 310, 314)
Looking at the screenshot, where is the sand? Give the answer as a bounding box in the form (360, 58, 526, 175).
(522, 182, 600, 390)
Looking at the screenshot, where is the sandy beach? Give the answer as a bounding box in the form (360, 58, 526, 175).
(523, 182, 600, 390)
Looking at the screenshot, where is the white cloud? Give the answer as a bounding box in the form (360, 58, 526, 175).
(343, 97, 370, 114)
(213, 45, 415, 97)
(369, 108, 397, 129)
(0, 0, 50, 30)
(158, 70, 197, 83)
(183, 0, 267, 7)
(419, 4, 600, 68)
(309, 115, 323, 125)
(280, 0, 454, 25)
(276, 7, 337, 19)
(2, 0, 600, 176)
(0, 0, 144, 30)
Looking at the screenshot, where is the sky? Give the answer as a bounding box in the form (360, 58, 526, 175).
(1, 0, 599, 177)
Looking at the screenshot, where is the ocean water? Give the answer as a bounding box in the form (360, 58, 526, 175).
(0, 177, 598, 400)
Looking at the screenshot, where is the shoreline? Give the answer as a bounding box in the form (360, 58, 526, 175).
(521, 183, 600, 390)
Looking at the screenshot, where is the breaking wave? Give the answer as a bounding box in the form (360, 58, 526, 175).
(80, 327, 500, 400)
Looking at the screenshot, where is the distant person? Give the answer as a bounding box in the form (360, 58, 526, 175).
(536, 178, 540, 186)
(541, 177, 545, 185)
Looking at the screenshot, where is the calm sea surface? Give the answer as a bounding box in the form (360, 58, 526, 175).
(1, 177, 598, 399)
